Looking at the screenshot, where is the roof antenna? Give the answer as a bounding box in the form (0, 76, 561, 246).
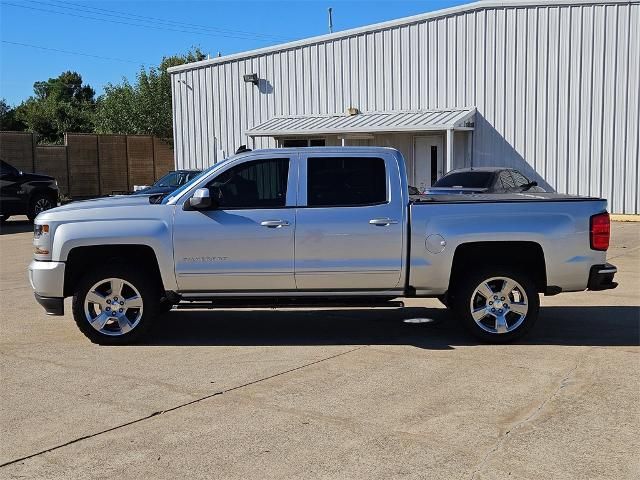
(328, 7, 333, 33)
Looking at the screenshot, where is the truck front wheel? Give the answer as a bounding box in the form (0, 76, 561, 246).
(451, 268, 540, 343)
(72, 265, 159, 345)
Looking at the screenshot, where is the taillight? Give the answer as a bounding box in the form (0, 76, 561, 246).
(590, 212, 610, 251)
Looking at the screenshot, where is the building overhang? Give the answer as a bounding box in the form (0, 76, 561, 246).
(246, 107, 476, 138)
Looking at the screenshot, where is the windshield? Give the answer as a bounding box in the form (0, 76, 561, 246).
(1, 159, 18, 175)
(433, 171, 493, 188)
(155, 171, 182, 187)
(161, 165, 216, 204)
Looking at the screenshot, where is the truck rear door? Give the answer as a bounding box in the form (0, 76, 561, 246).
(294, 152, 405, 291)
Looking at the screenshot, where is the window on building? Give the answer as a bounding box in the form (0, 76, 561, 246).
(282, 138, 326, 147)
(207, 158, 289, 208)
(307, 157, 386, 207)
(430, 145, 438, 185)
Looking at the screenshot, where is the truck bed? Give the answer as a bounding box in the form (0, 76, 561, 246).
(407, 193, 608, 296)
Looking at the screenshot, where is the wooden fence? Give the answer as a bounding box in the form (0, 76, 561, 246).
(0, 132, 174, 197)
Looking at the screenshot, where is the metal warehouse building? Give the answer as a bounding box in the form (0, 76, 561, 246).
(169, 0, 639, 214)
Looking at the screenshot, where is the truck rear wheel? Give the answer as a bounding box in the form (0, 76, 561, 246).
(451, 267, 539, 343)
(71, 265, 159, 345)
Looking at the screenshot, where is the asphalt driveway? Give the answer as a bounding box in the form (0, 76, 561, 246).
(1, 217, 638, 479)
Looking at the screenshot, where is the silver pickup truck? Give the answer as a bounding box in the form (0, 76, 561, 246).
(29, 147, 617, 344)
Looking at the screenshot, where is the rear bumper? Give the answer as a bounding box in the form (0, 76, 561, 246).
(587, 263, 618, 291)
(35, 293, 64, 316)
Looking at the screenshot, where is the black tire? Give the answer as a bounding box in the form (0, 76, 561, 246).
(27, 192, 55, 221)
(72, 264, 160, 345)
(451, 266, 540, 343)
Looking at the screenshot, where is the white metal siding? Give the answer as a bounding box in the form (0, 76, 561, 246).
(171, 1, 640, 213)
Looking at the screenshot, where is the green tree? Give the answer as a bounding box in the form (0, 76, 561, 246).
(14, 72, 96, 144)
(0, 98, 26, 131)
(96, 49, 206, 140)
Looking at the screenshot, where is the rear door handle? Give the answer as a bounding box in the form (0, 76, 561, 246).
(260, 220, 290, 228)
(369, 218, 398, 226)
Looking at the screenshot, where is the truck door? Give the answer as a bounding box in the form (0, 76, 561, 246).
(294, 153, 405, 291)
(173, 154, 297, 292)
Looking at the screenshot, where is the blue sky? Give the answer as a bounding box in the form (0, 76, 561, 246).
(0, 0, 467, 106)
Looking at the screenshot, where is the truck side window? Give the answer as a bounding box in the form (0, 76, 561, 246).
(307, 157, 386, 207)
(207, 158, 289, 208)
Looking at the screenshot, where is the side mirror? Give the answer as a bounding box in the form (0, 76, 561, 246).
(185, 188, 214, 210)
(522, 181, 538, 191)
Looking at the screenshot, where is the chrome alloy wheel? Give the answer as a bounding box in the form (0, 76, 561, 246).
(34, 197, 53, 215)
(469, 276, 529, 334)
(83, 278, 144, 336)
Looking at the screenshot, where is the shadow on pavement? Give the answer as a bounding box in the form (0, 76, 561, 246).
(0, 219, 33, 235)
(141, 305, 640, 349)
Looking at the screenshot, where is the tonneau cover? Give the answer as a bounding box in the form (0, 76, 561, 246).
(410, 192, 603, 203)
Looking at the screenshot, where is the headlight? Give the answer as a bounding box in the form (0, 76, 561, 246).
(34, 224, 49, 239)
(34, 224, 51, 257)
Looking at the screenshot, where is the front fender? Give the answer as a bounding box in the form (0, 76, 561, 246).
(52, 219, 178, 291)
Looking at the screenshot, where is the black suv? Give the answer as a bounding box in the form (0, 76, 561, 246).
(0, 160, 59, 222)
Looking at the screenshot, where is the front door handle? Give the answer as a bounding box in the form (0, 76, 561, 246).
(260, 220, 290, 228)
(369, 218, 398, 226)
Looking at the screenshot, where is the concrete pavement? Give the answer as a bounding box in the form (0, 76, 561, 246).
(1, 218, 638, 479)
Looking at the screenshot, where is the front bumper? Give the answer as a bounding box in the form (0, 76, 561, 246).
(587, 263, 618, 291)
(29, 260, 65, 315)
(28, 260, 65, 297)
(35, 293, 64, 315)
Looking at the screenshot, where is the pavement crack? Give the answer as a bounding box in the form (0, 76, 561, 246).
(465, 354, 585, 480)
(0, 345, 366, 469)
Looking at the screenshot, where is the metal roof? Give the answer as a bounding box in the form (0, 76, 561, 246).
(167, 0, 630, 73)
(247, 108, 476, 137)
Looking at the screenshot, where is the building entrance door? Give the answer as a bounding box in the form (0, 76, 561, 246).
(414, 135, 444, 192)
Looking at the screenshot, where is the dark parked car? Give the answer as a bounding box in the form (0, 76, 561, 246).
(425, 167, 547, 195)
(132, 169, 202, 196)
(0, 160, 59, 223)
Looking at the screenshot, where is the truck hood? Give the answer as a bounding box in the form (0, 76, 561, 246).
(35, 195, 160, 222)
(47, 195, 152, 212)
